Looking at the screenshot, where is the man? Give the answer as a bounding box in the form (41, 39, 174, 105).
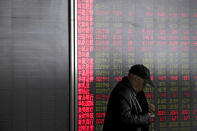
(103, 64, 155, 131)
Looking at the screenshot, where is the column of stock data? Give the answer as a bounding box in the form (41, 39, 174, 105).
(77, 0, 94, 130)
(94, 2, 110, 130)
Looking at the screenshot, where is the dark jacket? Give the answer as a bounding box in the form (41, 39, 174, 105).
(103, 76, 150, 131)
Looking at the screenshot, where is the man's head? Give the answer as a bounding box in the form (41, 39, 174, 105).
(128, 64, 155, 93)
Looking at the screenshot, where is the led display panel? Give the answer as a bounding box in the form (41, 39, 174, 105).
(76, 0, 197, 130)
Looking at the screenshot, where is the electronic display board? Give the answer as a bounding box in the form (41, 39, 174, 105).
(75, 0, 197, 130)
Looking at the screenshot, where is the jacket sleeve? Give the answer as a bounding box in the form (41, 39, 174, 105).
(112, 94, 151, 127)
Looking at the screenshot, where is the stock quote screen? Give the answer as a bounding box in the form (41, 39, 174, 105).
(77, 0, 197, 130)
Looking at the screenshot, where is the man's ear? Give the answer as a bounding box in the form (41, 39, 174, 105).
(128, 73, 133, 79)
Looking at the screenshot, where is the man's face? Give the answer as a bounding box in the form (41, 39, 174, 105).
(135, 76, 146, 92)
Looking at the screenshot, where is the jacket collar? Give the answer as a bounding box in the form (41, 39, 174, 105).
(123, 76, 137, 97)
(124, 76, 143, 113)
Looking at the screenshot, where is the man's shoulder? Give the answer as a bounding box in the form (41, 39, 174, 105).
(112, 80, 132, 99)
